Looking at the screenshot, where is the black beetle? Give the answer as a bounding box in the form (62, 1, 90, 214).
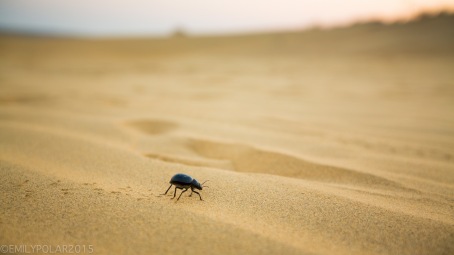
(161, 173, 209, 201)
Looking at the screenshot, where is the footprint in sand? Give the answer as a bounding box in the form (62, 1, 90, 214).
(126, 119, 178, 135)
(18, 179, 30, 187)
(24, 190, 33, 198)
(49, 180, 61, 187)
(0, 94, 51, 106)
(61, 188, 70, 195)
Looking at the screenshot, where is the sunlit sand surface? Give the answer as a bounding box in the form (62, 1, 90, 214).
(1, 13, 454, 255)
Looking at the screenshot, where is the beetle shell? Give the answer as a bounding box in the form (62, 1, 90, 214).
(170, 173, 193, 184)
(170, 173, 202, 190)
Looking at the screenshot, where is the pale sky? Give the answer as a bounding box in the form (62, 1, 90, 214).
(0, 0, 453, 36)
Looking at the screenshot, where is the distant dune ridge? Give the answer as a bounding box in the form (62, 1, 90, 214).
(1, 13, 454, 255)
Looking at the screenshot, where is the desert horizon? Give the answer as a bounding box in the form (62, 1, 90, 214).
(1, 10, 454, 255)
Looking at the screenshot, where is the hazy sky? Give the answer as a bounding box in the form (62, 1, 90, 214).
(0, 0, 453, 36)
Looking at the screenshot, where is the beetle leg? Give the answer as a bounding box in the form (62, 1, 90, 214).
(161, 184, 172, 196)
(171, 186, 178, 199)
(188, 189, 193, 197)
(176, 188, 189, 201)
(191, 189, 203, 201)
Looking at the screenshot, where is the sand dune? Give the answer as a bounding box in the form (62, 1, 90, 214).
(1, 13, 454, 255)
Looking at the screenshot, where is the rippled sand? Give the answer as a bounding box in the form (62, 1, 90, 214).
(1, 13, 454, 255)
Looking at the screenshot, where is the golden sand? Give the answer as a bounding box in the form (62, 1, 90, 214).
(1, 14, 454, 254)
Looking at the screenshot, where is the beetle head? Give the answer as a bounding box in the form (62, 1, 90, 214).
(192, 179, 209, 190)
(192, 179, 203, 190)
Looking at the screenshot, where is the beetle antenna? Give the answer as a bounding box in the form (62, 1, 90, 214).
(202, 180, 209, 188)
